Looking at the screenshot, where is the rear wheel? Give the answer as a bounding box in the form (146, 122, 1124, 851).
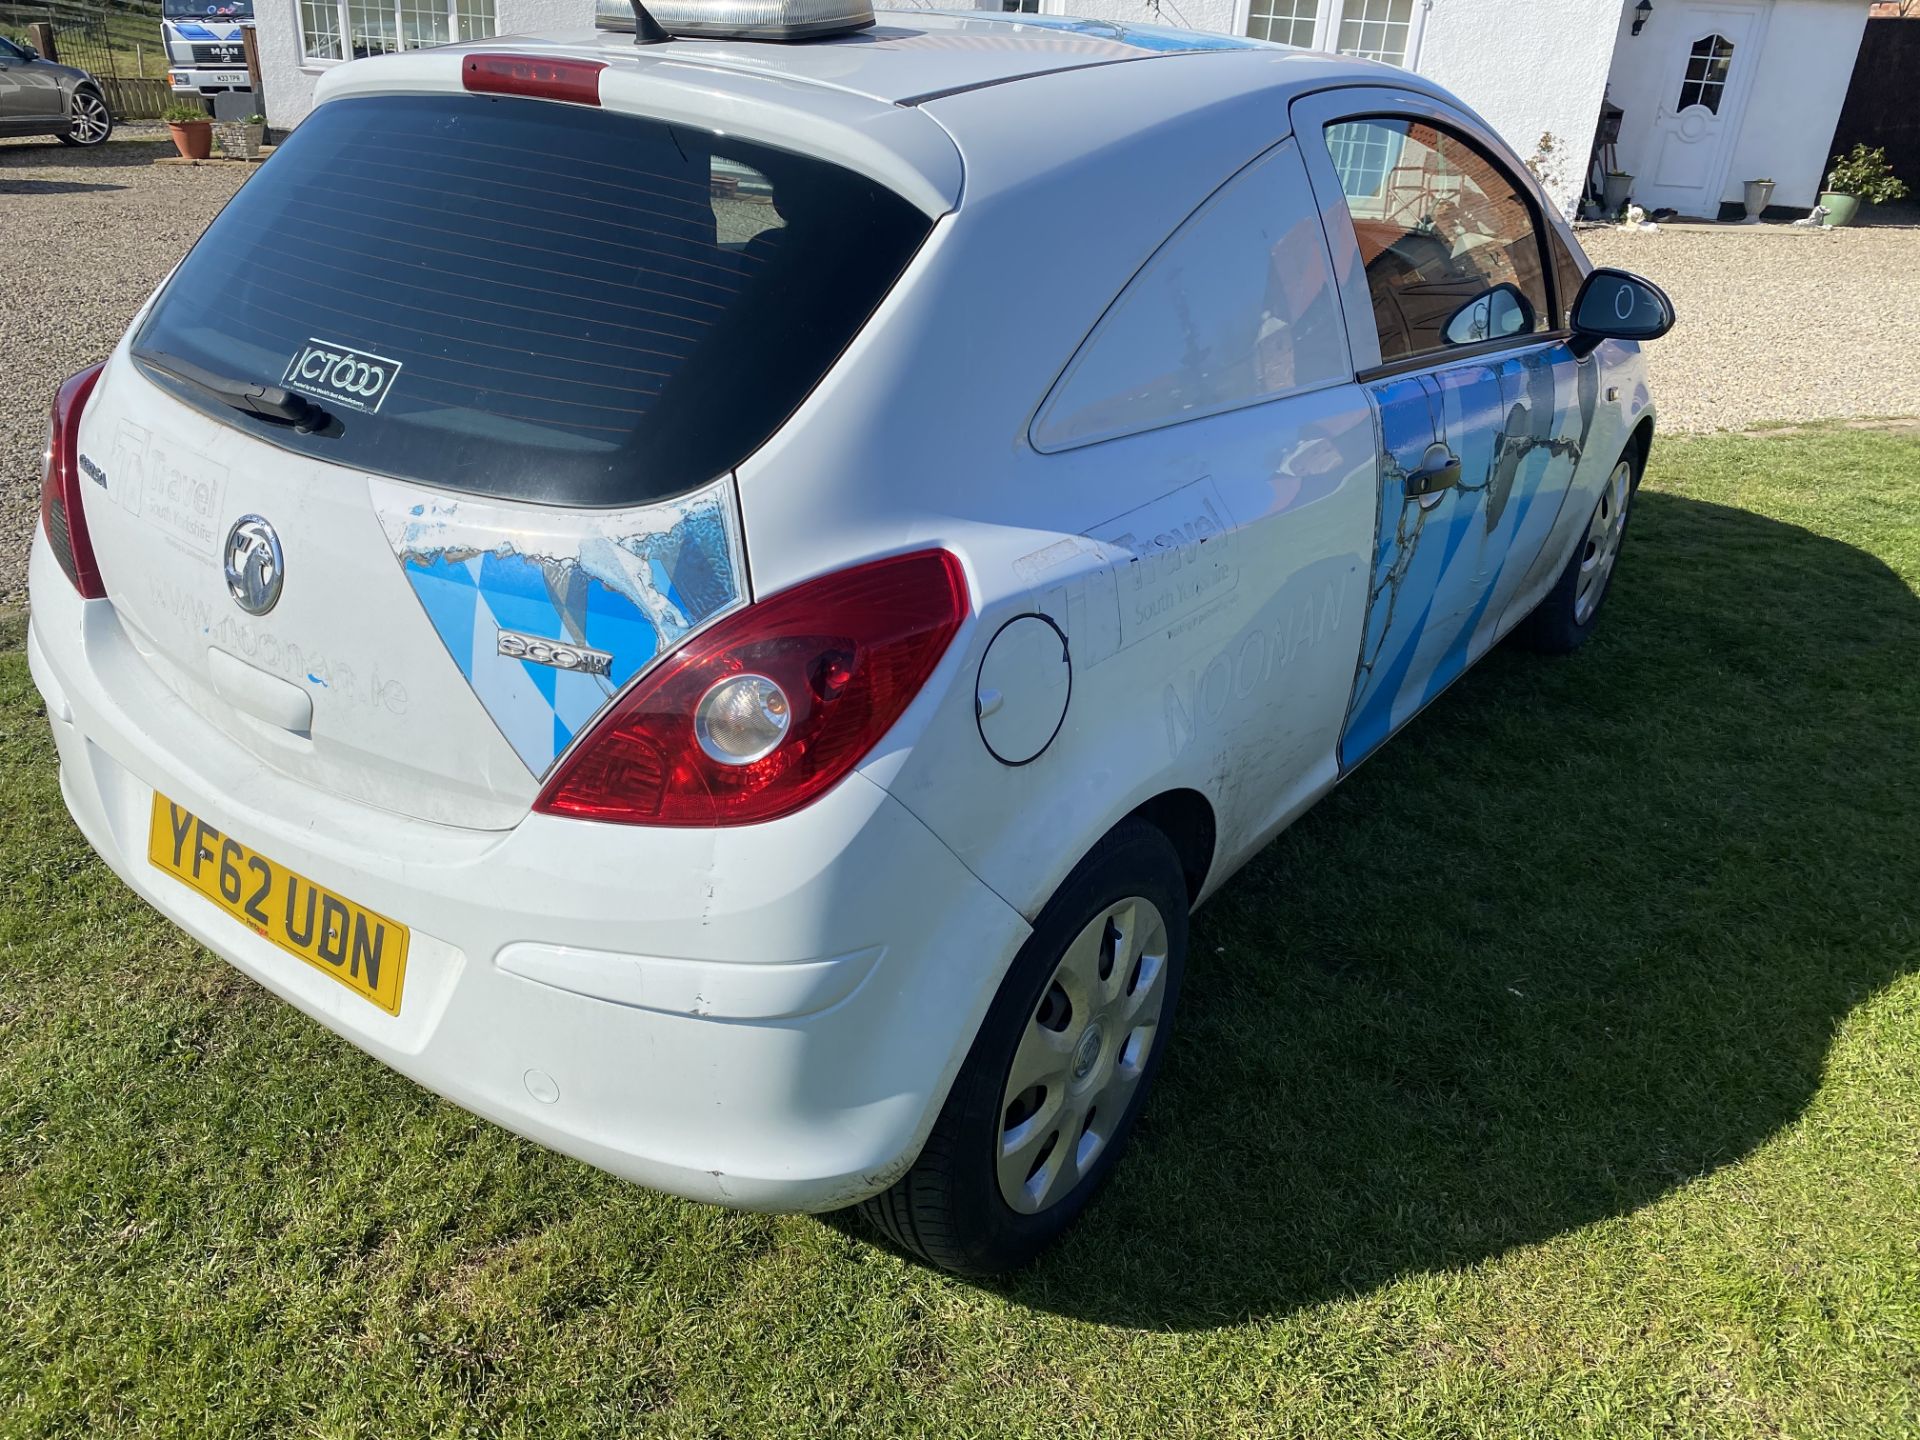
(861, 819, 1187, 1274)
(58, 89, 113, 147)
(1515, 450, 1639, 654)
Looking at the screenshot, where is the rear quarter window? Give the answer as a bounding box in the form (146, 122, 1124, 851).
(1032, 139, 1350, 453)
(133, 93, 933, 506)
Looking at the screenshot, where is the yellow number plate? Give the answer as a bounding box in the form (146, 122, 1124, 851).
(147, 793, 409, 1015)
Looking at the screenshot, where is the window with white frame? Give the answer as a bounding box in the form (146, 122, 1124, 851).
(1243, 0, 1422, 70)
(1336, 0, 1415, 66)
(1245, 0, 1319, 47)
(300, 0, 494, 61)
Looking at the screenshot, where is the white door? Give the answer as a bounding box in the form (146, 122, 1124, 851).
(1635, 1, 1764, 216)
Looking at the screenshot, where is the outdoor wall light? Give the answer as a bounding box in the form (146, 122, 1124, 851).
(1632, 0, 1653, 36)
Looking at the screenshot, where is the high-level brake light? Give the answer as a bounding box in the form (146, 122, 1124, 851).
(461, 54, 606, 106)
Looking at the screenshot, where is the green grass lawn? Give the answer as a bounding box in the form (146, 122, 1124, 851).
(3, 427, 1918, 1437)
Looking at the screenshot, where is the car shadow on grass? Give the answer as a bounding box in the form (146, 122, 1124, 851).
(912, 489, 1920, 1327)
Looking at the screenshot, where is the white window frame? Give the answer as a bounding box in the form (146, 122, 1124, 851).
(296, 0, 494, 69)
(1230, 0, 1429, 70)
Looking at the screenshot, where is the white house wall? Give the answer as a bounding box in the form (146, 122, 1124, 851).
(1411, 0, 1620, 217)
(258, 0, 589, 131)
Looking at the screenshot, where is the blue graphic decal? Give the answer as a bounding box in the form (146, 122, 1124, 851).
(374, 478, 746, 777)
(995, 14, 1267, 52)
(1341, 347, 1597, 769)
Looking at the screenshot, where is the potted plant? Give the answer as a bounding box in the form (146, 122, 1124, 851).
(1742, 177, 1775, 222)
(1820, 144, 1909, 227)
(162, 103, 213, 161)
(1602, 170, 1634, 213)
(215, 113, 267, 161)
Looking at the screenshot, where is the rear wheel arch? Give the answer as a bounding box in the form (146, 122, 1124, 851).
(1123, 788, 1215, 909)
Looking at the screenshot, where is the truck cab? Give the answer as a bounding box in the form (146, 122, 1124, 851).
(163, 0, 254, 99)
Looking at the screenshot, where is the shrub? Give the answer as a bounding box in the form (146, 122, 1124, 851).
(1826, 144, 1910, 205)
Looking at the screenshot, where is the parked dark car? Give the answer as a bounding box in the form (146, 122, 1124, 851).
(0, 34, 113, 146)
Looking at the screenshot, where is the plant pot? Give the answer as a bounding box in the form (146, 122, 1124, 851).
(1818, 191, 1860, 227)
(1743, 180, 1775, 221)
(167, 119, 212, 161)
(1602, 172, 1634, 212)
(214, 120, 265, 160)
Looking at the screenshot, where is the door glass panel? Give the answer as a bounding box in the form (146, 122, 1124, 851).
(1246, 0, 1319, 46)
(1677, 33, 1734, 113)
(1336, 0, 1414, 66)
(1323, 117, 1551, 365)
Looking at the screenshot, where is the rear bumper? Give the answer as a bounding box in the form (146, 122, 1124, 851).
(26, 533, 1031, 1211)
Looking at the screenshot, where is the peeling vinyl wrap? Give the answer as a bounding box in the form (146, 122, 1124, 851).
(372, 476, 747, 777)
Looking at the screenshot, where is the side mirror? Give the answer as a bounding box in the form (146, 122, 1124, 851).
(1570, 267, 1675, 355)
(1443, 282, 1535, 348)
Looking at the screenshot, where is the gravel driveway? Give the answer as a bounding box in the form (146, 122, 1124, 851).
(1581, 217, 1920, 436)
(4, 133, 1918, 602)
(1, 133, 243, 605)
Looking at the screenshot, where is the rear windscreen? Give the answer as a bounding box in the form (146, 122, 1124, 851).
(132, 93, 933, 506)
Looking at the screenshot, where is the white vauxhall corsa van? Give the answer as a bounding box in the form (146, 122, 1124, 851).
(29, 1, 1672, 1273)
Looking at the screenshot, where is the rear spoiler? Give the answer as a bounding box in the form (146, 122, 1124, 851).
(311, 42, 963, 217)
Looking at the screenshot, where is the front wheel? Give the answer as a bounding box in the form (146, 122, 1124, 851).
(58, 89, 113, 147)
(861, 819, 1188, 1274)
(1515, 449, 1639, 654)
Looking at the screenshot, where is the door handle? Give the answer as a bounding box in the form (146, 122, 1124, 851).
(1405, 443, 1462, 499)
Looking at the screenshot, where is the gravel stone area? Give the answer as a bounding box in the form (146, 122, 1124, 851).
(1, 132, 243, 604)
(1581, 216, 1920, 436)
(4, 131, 1917, 602)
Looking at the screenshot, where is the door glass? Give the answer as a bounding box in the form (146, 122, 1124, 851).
(1246, 0, 1319, 46)
(1336, 0, 1414, 66)
(1677, 33, 1734, 113)
(1324, 118, 1551, 365)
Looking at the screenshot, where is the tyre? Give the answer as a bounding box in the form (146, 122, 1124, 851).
(862, 818, 1188, 1274)
(1514, 447, 1640, 655)
(58, 89, 113, 147)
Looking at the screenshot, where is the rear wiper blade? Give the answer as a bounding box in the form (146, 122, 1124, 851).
(136, 350, 332, 433)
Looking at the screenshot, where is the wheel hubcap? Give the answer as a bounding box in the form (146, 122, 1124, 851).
(997, 896, 1170, 1214)
(1574, 459, 1633, 625)
(71, 94, 108, 143)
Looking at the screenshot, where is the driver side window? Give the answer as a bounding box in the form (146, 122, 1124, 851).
(1324, 117, 1550, 366)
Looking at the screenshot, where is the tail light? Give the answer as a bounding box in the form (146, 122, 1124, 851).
(536, 549, 969, 827)
(40, 362, 107, 599)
